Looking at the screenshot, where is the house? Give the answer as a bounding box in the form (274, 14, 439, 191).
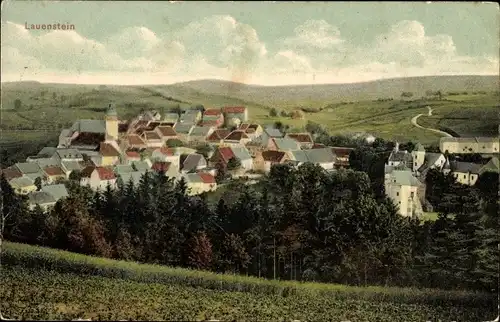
(141, 131, 163, 148)
(12, 162, 46, 182)
(230, 146, 253, 171)
(387, 143, 413, 168)
(43, 166, 67, 184)
(414, 151, 447, 175)
(126, 134, 148, 150)
(449, 161, 483, 186)
(99, 142, 121, 166)
(261, 127, 284, 142)
(80, 166, 117, 191)
(285, 133, 314, 149)
(29, 184, 69, 210)
(202, 109, 224, 127)
(0, 168, 23, 182)
(330, 147, 354, 168)
(188, 126, 215, 144)
(155, 126, 178, 143)
(114, 164, 135, 177)
(222, 106, 248, 123)
(258, 150, 290, 173)
(222, 130, 251, 146)
(117, 171, 145, 187)
(9, 177, 37, 195)
(61, 160, 87, 177)
(30, 157, 62, 170)
(211, 146, 235, 168)
(163, 113, 180, 124)
(174, 123, 195, 141)
(36, 147, 58, 158)
(42, 183, 69, 201)
(151, 147, 180, 171)
(181, 153, 207, 173)
(238, 123, 263, 139)
(207, 129, 231, 145)
(54, 149, 84, 162)
(289, 148, 336, 170)
(183, 172, 217, 195)
(385, 169, 423, 217)
(28, 192, 56, 210)
(271, 137, 302, 152)
(82, 151, 103, 167)
(180, 110, 202, 124)
(58, 104, 118, 149)
(149, 161, 177, 178)
(124, 150, 142, 163)
(439, 137, 500, 154)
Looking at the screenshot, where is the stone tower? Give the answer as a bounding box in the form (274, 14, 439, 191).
(411, 143, 426, 172)
(105, 103, 118, 142)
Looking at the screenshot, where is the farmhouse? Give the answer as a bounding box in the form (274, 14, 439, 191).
(439, 137, 500, 154)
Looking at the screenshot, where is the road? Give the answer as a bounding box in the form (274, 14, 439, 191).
(411, 106, 453, 138)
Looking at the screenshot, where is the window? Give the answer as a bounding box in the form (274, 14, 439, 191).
(396, 192, 399, 196)
(399, 201, 401, 204)
(411, 192, 415, 198)
(463, 174, 466, 179)
(414, 162, 417, 167)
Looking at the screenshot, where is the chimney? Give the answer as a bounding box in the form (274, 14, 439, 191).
(395, 142, 399, 152)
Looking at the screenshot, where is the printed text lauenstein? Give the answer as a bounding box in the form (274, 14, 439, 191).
(25, 22, 75, 30)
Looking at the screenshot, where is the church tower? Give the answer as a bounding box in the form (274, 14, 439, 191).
(105, 103, 119, 142)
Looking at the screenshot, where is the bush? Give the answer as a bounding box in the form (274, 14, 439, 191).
(269, 108, 278, 117)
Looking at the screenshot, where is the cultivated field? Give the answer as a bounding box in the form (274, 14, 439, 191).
(1, 242, 497, 321)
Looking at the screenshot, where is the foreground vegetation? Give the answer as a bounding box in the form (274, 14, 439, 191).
(1, 242, 496, 321)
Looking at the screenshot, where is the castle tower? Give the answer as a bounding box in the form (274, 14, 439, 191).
(105, 103, 119, 142)
(411, 143, 426, 172)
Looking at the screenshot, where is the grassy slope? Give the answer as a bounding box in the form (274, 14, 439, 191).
(1, 242, 496, 321)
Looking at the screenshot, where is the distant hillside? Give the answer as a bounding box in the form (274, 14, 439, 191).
(173, 75, 499, 106)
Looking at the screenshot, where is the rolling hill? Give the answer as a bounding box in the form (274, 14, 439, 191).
(172, 75, 499, 107)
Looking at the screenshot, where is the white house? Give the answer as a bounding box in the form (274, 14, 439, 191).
(384, 169, 423, 218)
(80, 166, 117, 191)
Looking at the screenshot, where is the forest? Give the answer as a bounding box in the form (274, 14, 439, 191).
(1, 156, 498, 293)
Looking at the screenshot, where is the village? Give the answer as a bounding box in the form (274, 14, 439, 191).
(1, 103, 499, 219)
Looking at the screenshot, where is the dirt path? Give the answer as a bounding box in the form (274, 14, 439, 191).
(411, 109, 453, 138)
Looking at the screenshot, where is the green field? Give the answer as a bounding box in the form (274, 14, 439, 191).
(1, 76, 498, 147)
(1, 242, 497, 321)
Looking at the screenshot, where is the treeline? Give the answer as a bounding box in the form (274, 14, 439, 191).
(1, 162, 498, 292)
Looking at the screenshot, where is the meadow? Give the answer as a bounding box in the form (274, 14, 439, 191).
(1, 242, 497, 321)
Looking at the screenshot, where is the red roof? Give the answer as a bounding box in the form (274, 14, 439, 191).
(1, 168, 23, 181)
(198, 172, 216, 184)
(217, 147, 235, 163)
(151, 161, 171, 172)
(224, 130, 249, 141)
(207, 129, 231, 142)
(128, 134, 146, 145)
(155, 147, 175, 156)
(312, 143, 326, 149)
(287, 133, 313, 144)
(156, 126, 177, 137)
(100, 142, 121, 157)
(126, 151, 141, 158)
(223, 106, 246, 114)
(204, 109, 222, 116)
(143, 131, 162, 141)
(96, 167, 116, 180)
(262, 150, 287, 163)
(331, 147, 354, 158)
(44, 166, 65, 176)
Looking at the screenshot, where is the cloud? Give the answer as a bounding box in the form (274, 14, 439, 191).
(283, 19, 344, 50)
(1, 17, 497, 85)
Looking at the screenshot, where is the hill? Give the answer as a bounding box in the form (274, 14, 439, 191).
(1, 242, 496, 321)
(173, 75, 499, 106)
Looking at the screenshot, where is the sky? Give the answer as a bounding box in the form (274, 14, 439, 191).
(1, 1, 499, 86)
